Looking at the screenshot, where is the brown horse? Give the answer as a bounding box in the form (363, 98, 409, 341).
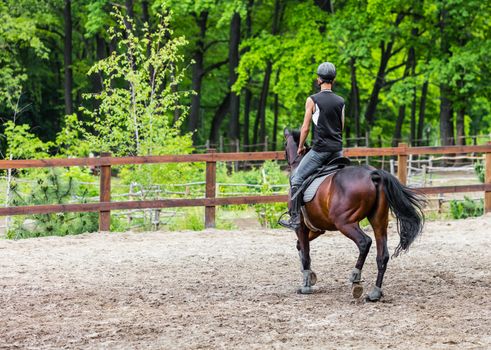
(283, 129, 426, 301)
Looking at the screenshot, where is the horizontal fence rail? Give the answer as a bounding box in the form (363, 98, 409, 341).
(1, 142, 490, 231)
(0, 144, 490, 169)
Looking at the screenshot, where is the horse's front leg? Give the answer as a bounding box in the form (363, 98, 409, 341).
(295, 223, 316, 294)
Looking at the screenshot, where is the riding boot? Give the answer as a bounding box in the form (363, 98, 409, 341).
(279, 186, 301, 231)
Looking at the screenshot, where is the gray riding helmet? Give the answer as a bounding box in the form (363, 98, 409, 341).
(317, 62, 336, 83)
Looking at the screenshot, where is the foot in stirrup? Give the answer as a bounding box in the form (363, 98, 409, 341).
(278, 213, 301, 231)
(278, 186, 301, 230)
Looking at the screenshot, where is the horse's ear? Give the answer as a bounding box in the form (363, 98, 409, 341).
(283, 127, 290, 138)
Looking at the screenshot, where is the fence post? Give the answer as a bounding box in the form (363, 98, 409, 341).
(485, 142, 491, 213)
(397, 143, 408, 185)
(205, 149, 217, 228)
(99, 152, 112, 232)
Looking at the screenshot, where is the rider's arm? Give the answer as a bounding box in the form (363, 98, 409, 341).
(298, 97, 314, 155)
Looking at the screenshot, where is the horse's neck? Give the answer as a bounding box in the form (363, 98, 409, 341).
(290, 154, 305, 173)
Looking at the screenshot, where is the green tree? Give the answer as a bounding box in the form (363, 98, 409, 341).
(80, 9, 191, 156)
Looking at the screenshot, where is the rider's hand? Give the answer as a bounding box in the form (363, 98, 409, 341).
(297, 145, 305, 155)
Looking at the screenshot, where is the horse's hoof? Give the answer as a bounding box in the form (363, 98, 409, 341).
(366, 286, 383, 302)
(351, 283, 364, 299)
(310, 271, 317, 286)
(297, 286, 314, 294)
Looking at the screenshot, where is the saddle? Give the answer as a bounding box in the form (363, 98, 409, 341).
(291, 156, 351, 204)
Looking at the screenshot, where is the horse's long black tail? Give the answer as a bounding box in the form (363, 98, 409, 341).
(372, 169, 426, 257)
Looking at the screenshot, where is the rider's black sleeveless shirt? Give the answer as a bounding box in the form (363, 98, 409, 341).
(309, 90, 344, 152)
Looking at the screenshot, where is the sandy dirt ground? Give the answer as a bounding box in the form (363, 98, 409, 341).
(0, 217, 490, 349)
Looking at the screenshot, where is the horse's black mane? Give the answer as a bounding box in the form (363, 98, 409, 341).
(290, 129, 301, 145)
(288, 129, 309, 149)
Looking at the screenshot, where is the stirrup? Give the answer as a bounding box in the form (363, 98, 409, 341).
(277, 211, 289, 224)
(277, 212, 300, 230)
(277, 211, 292, 229)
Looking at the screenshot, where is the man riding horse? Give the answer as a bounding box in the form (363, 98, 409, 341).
(279, 61, 345, 230)
(279, 62, 425, 300)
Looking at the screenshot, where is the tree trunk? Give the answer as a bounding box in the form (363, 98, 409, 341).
(272, 92, 279, 150)
(242, 0, 254, 147)
(64, 0, 73, 115)
(314, 0, 334, 13)
(125, 0, 134, 19)
(364, 14, 404, 127)
(272, 70, 280, 151)
(392, 106, 406, 147)
(243, 89, 252, 146)
(91, 34, 107, 110)
(349, 57, 360, 144)
(142, 1, 150, 24)
(439, 85, 454, 146)
(409, 47, 417, 146)
(209, 94, 232, 144)
(96, 35, 107, 61)
(409, 87, 417, 146)
(256, 62, 272, 147)
(252, 98, 260, 146)
(417, 80, 428, 146)
(365, 41, 393, 126)
(455, 74, 467, 146)
(92, 34, 106, 93)
(456, 107, 466, 146)
(255, 0, 282, 149)
(228, 12, 241, 141)
(188, 11, 208, 143)
(391, 47, 414, 147)
(439, 7, 454, 146)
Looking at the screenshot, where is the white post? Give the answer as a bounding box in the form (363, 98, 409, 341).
(422, 165, 427, 187)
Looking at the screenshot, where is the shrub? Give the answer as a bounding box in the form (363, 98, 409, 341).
(6, 169, 99, 239)
(254, 161, 289, 228)
(449, 196, 483, 219)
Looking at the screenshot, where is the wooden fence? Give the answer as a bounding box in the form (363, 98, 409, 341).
(1, 143, 490, 231)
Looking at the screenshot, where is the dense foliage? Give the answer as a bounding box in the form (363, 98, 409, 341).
(1, 0, 490, 156)
(449, 196, 483, 219)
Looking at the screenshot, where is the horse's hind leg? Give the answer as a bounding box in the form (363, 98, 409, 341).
(367, 211, 389, 302)
(295, 223, 316, 294)
(337, 223, 372, 298)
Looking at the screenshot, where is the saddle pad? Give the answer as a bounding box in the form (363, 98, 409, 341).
(303, 174, 333, 203)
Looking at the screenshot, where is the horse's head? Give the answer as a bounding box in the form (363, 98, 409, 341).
(283, 128, 305, 172)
